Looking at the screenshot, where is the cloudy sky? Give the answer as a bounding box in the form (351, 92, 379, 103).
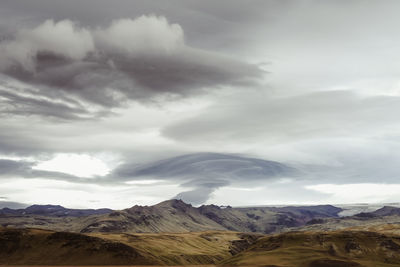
(1, 0, 400, 209)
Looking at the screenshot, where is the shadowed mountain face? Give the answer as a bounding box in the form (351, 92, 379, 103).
(0, 199, 342, 234)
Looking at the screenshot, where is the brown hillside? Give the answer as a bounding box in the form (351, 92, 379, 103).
(222, 230, 400, 267)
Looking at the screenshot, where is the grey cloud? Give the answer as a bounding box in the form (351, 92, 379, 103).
(162, 90, 400, 144)
(0, 16, 264, 119)
(175, 187, 216, 206)
(0, 159, 89, 183)
(110, 152, 296, 204)
(0, 81, 106, 120)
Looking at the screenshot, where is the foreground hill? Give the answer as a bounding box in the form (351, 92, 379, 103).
(222, 229, 400, 267)
(0, 227, 259, 265)
(0, 228, 151, 265)
(0, 199, 342, 234)
(3, 226, 400, 266)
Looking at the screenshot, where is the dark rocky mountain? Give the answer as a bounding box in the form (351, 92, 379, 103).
(0, 199, 343, 234)
(0, 204, 112, 217)
(367, 206, 400, 217)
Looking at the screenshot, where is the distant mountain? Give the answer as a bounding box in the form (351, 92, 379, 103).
(0, 199, 342, 234)
(285, 205, 400, 233)
(123, 152, 297, 179)
(0, 204, 112, 217)
(368, 206, 400, 217)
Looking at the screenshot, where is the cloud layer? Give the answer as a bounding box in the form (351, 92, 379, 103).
(2, 1, 400, 207)
(0, 15, 263, 119)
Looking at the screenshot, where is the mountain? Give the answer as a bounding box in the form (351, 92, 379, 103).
(81, 199, 226, 233)
(284, 205, 400, 233)
(0, 199, 343, 234)
(0, 204, 112, 217)
(367, 206, 400, 217)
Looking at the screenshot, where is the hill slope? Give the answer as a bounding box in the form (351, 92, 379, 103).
(222, 230, 400, 267)
(0, 228, 152, 265)
(0, 227, 259, 265)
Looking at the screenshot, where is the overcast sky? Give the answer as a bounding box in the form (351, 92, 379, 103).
(1, 0, 400, 208)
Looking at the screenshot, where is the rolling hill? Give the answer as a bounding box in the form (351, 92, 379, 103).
(3, 226, 400, 266)
(0, 227, 259, 265)
(221, 229, 400, 267)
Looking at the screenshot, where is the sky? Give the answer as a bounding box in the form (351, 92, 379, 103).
(1, 0, 400, 208)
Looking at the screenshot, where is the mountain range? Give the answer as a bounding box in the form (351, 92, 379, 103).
(0, 199, 342, 234)
(3, 200, 400, 266)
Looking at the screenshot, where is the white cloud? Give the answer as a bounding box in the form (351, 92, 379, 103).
(306, 183, 400, 204)
(95, 15, 184, 55)
(33, 154, 110, 178)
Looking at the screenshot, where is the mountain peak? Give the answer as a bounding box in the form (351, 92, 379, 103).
(154, 199, 192, 209)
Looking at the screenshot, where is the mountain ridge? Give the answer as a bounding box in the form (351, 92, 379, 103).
(0, 199, 343, 234)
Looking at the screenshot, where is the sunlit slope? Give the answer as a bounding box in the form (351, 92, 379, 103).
(0, 227, 259, 265)
(89, 231, 260, 265)
(0, 228, 152, 265)
(221, 230, 400, 267)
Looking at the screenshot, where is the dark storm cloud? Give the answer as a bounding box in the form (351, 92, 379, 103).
(0, 16, 264, 119)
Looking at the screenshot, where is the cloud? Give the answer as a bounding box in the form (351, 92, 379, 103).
(0, 15, 264, 119)
(162, 90, 400, 145)
(0, 158, 88, 183)
(95, 16, 184, 55)
(0, 19, 94, 71)
(175, 187, 215, 205)
(110, 152, 296, 204)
